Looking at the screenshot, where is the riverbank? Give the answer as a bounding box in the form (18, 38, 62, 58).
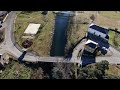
(65, 13, 89, 57)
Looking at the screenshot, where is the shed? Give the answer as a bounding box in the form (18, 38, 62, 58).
(23, 23, 41, 39)
(24, 23, 41, 35)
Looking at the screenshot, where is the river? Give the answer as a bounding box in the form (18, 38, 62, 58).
(50, 12, 73, 56)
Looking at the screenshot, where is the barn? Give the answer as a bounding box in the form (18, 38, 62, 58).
(88, 23, 109, 40)
(85, 23, 110, 56)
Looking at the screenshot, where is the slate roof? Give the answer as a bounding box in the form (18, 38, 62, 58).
(89, 24, 108, 34)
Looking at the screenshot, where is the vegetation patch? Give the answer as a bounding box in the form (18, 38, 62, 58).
(108, 30, 120, 48)
(65, 14, 88, 56)
(108, 30, 115, 45)
(100, 11, 120, 20)
(0, 61, 32, 79)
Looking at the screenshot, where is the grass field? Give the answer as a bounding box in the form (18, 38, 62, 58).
(113, 33, 120, 48)
(108, 31, 115, 45)
(108, 30, 120, 48)
(96, 11, 120, 31)
(14, 11, 55, 56)
(100, 11, 120, 20)
(106, 65, 120, 76)
(65, 13, 88, 55)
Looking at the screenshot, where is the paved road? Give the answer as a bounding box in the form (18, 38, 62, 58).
(0, 11, 120, 65)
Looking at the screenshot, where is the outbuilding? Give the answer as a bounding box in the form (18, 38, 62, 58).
(88, 23, 109, 40)
(22, 23, 41, 39)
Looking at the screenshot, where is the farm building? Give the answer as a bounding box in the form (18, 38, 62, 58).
(22, 23, 41, 39)
(84, 23, 110, 56)
(88, 23, 109, 40)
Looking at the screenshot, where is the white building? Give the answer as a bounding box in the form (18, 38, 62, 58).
(88, 23, 109, 40)
(23, 23, 41, 39)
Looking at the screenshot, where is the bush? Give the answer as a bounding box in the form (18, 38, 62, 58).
(30, 67, 44, 79)
(52, 67, 65, 79)
(95, 60, 109, 75)
(77, 61, 109, 79)
(94, 69, 103, 79)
